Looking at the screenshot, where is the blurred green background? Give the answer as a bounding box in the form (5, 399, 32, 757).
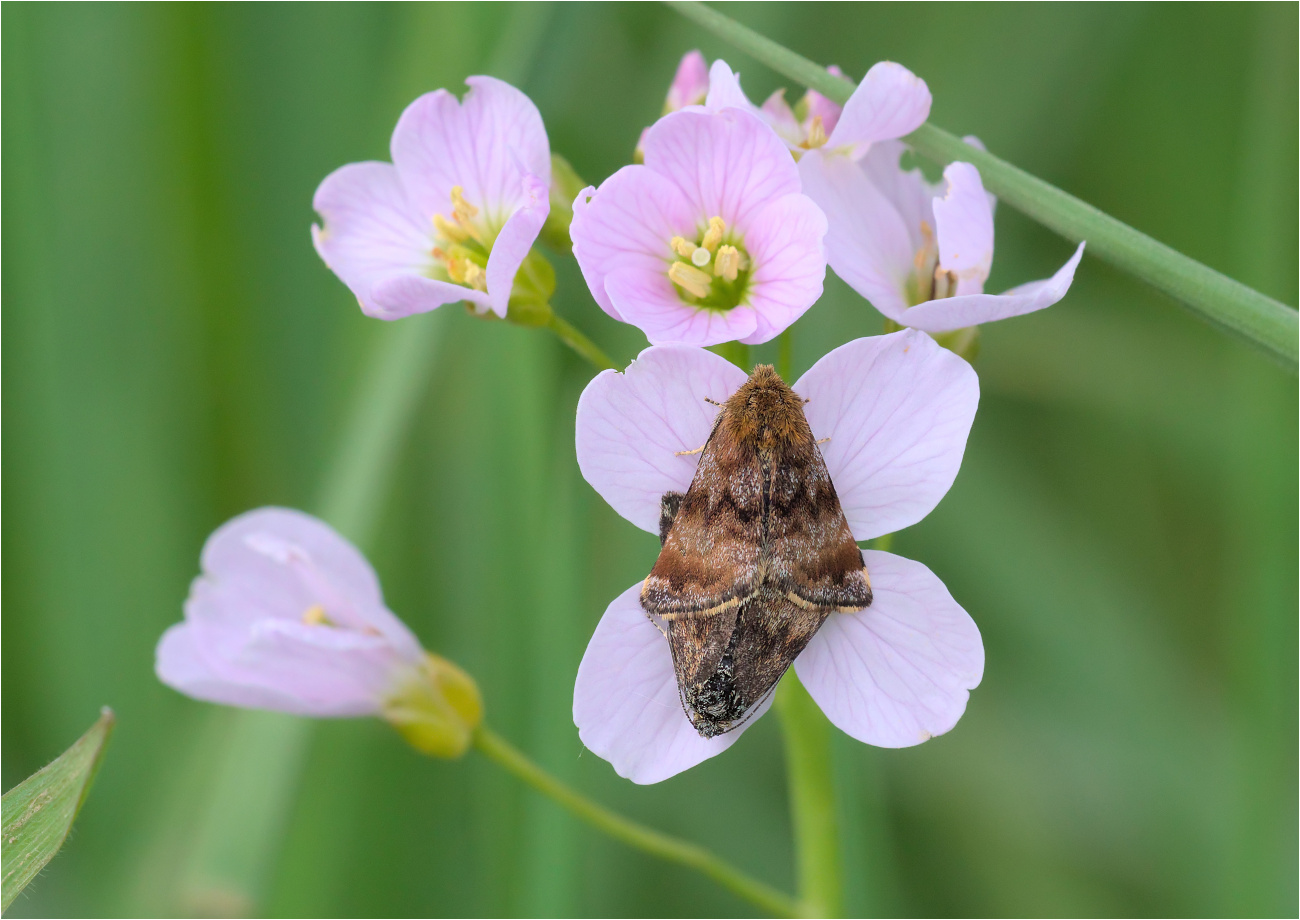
(3, 2, 1296, 916)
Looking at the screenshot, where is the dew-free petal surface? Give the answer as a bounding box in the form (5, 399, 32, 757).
(740, 192, 828, 344)
(484, 173, 550, 318)
(934, 162, 994, 295)
(576, 347, 746, 532)
(795, 549, 983, 747)
(794, 331, 978, 540)
(827, 61, 931, 153)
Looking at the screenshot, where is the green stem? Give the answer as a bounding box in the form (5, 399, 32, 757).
(713, 340, 751, 369)
(775, 672, 843, 918)
(665, 1, 1299, 372)
(473, 726, 802, 918)
(545, 313, 618, 371)
(777, 328, 794, 380)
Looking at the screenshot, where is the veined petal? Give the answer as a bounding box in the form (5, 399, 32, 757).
(899, 242, 1086, 333)
(570, 168, 697, 321)
(156, 622, 308, 712)
(484, 172, 550, 318)
(311, 161, 436, 319)
(739, 192, 828, 344)
(668, 50, 710, 110)
(703, 58, 756, 113)
(643, 107, 800, 233)
(369, 274, 492, 320)
(858, 140, 939, 255)
(826, 61, 931, 155)
(605, 270, 759, 346)
(390, 77, 550, 225)
(575, 346, 746, 532)
(795, 550, 983, 747)
(934, 162, 994, 295)
(798, 150, 913, 323)
(574, 583, 768, 784)
(794, 331, 978, 541)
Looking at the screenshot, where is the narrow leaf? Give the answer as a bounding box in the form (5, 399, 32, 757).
(2, 708, 115, 912)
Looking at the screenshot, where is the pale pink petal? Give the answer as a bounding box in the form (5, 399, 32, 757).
(899, 242, 1086, 333)
(390, 77, 549, 226)
(605, 270, 758, 346)
(858, 140, 938, 255)
(483, 173, 550, 318)
(827, 61, 931, 155)
(739, 193, 828, 344)
(793, 330, 978, 540)
(804, 66, 845, 136)
(795, 550, 983, 747)
(798, 149, 913, 323)
(156, 622, 307, 712)
(369, 274, 491, 320)
(643, 108, 800, 232)
(570, 168, 697, 321)
(311, 162, 438, 320)
(703, 59, 756, 113)
(933, 162, 993, 295)
(574, 583, 770, 784)
(667, 50, 710, 110)
(575, 347, 746, 532)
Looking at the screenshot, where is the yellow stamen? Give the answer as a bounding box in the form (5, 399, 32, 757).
(670, 236, 696, 259)
(448, 256, 486, 291)
(669, 261, 713, 299)
(701, 216, 726, 253)
(802, 115, 828, 150)
(690, 247, 711, 267)
(932, 266, 957, 300)
(714, 245, 740, 282)
(302, 605, 329, 626)
(450, 185, 478, 219)
(434, 213, 469, 243)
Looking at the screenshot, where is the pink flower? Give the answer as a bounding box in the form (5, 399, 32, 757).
(572, 331, 984, 783)
(635, 51, 711, 160)
(800, 141, 1086, 333)
(312, 77, 551, 321)
(571, 105, 827, 347)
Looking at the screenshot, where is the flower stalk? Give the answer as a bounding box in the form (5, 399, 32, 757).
(472, 725, 802, 918)
(665, 0, 1299, 372)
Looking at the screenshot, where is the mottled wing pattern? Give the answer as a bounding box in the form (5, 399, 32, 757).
(765, 437, 873, 612)
(642, 415, 765, 617)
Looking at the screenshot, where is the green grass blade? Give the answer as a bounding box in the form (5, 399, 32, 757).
(665, 0, 1299, 371)
(2, 708, 115, 912)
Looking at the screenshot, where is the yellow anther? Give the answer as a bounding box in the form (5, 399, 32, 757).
(670, 236, 696, 259)
(701, 216, 726, 253)
(802, 115, 828, 150)
(302, 605, 330, 626)
(448, 256, 486, 291)
(433, 213, 469, 243)
(450, 185, 478, 219)
(714, 245, 740, 282)
(669, 261, 713, 299)
(932, 266, 957, 300)
(690, 247, 712, 268)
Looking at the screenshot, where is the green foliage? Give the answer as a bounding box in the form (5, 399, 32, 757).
(2, 3, 1295, 917)
(2, 710, 114, 913)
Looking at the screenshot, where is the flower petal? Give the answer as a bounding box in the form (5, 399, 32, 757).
(827, 61, 931, 154)
(798, 149, 913, 323)
(390, 77, 550, 225)
(605, 270, 758, 346)
(311, 161, 439, 320)
(484, 172, 550, 318)
(667, 50, 710, 110)
(643, 107, 800, 233)
(570, 167, 696, 322)
(576, 346, 746, 532)
(739, 193, 828, 344)
(156, 622, 306, 712)
(933, 162, 993, 295)
(899, 241, 1086, 333)
(793, 330, 978, 540)
(795, 550, 983, 747)
(574, 582, 769, 783)
(856, 140, 939, 255)
(703, 58, 755, 113)
(369, 274, 491, 320)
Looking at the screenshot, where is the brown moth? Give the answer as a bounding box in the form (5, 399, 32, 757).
(641, 364, 872, 738)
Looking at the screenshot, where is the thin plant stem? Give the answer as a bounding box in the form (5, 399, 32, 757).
(545, 313, 618, 371)
(713, 340, 751, 369)
(665, 0, 1299, 372)
(778, 328, 794, 380)
(472, 725, 803, 918)
(774, 673, 843, 918)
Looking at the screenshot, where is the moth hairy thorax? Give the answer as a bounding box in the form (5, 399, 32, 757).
(640, 364, 872, 738)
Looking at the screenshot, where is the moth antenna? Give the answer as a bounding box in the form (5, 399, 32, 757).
(816, 436, 831, 445)
(704, 396, 722, 406)
(674, 445, 705, 456)
(802, 397, 811, 404)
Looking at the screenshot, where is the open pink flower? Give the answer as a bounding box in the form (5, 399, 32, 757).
(571, 106, 827, 347)
(800, 140, 1086, 333)
(156, 507, 426, 715)
(312, 76, 551, 320)
(573, 331, 984, 783)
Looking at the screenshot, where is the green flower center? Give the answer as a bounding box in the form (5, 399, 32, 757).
(666, 215, 752, 311)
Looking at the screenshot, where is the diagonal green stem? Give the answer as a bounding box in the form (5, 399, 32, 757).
(665, 1, 1299, 372)
(472, 726, 802, 918)
(546, 313, 618, 370)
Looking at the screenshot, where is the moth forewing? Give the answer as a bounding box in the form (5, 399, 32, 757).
(641, 364, 872, 738)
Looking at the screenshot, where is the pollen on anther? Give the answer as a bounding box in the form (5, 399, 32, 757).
(701, 216, 726, 253)
(302, 605, 329, 626)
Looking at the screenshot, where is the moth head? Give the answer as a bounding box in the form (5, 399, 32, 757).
(724, 364, 808, 446)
